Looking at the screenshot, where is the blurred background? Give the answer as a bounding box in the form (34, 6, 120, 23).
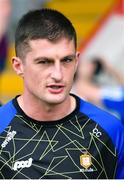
(0, 0, 123, 104)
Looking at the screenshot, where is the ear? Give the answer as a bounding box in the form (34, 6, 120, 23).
(12, 57, 24, 77)
(75, 51, 80, 72)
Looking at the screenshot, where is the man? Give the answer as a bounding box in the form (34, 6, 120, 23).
(0, 9, 124, 179)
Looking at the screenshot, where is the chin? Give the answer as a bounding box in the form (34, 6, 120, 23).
(46, 94, 67, 105)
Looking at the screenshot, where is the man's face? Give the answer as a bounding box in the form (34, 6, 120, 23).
(17, 38, 79, 106)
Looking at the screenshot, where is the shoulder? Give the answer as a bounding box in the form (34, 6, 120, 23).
(0, 99, 17, 134)
(79, 97, 124, 149)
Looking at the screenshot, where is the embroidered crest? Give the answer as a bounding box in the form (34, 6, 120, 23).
(80, 154, 92, 169)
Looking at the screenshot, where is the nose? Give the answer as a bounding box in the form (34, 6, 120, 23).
(51, 62, 63, 81)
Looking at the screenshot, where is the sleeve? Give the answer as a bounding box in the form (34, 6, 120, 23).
(0, 100, 17, 134)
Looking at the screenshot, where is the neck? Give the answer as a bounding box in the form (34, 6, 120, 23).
(17, 94, 76, 121)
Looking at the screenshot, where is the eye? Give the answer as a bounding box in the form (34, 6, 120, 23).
(62, 57, 73, 63)
(38, 59, 53, 64)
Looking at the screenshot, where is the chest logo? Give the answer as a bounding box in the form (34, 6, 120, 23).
(80, 154, 92, 169)
(12, 158, 33, 171)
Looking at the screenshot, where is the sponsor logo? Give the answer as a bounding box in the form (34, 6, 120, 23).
(92, 127, 102, 138)
(12, 158, 33, 171)
(1, 131, 16, 148)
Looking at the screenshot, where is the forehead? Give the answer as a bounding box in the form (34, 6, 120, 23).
(28, 38, 76, 58)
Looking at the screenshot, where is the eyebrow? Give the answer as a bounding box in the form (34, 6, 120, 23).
(34, 54, 76, 62)
(62, 54, 76, 59)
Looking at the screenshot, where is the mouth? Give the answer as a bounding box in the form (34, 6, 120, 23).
(49, 85, 63, 89)
(47, 84, 65, 94)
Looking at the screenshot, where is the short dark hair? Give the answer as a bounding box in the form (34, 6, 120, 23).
(15, 8, 77, 59)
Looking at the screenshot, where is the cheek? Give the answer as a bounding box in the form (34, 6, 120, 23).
(23, 69, 39, 84)
(29, 70, 49, 87)
(66, 67, 76, 81)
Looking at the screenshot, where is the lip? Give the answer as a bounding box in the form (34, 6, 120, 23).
(47, 84, 65, 94)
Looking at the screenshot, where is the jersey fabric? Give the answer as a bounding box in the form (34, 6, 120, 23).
(0, 94, 124, 179)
